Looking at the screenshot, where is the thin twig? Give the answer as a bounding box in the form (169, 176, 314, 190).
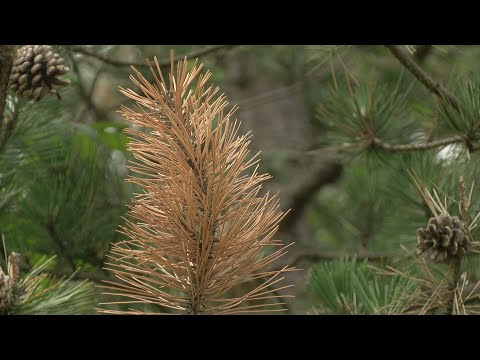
(372, 135, 464, 151)
(69, 45, 232, 69)
(308, 135, 465, 155)
(385, 45, 460, 111)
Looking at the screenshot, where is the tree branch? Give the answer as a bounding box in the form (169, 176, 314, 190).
(385, 45, 460, 111)
(372, 135, 464, 152)
(280, 156, 342, 230)
(0, 46, 15, 144)
(69, 45, 233, 69)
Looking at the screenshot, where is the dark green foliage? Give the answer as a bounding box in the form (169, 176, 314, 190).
(0, 98, 130, 271)
(307, 46, 480, 314)
(318, 80, 415, 148)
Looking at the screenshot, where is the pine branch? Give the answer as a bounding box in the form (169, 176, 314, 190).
(99, 52, 296, 315)
(0, 46, 15, 147)
(385, 45, 460, 111)
(69, 45, 233, 69)
(372, 135, 464, 151)
(308, 135, 466, 156)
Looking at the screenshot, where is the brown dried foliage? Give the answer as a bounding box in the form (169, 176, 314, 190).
(99, 52, 296, 314)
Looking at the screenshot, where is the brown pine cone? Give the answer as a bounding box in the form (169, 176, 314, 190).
(416, 213, 469, 263)
(9, 45, 70, 101)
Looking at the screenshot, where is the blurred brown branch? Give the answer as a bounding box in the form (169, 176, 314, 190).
(281, 156, 342, 230)
(385, 45, 460, 111)
(69, 45, 233, 69)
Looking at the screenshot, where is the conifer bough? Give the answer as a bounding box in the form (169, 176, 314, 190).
(0, 252, 95, 315)
(100, 52, 296, 314)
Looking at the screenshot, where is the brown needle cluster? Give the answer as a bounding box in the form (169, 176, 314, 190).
(100, 52, 296, 314)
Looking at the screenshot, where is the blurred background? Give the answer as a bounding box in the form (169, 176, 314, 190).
(1, 45, 476, 314)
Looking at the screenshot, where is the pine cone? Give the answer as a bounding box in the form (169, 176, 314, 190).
(9, 45, 70, 101)
(416, 213, 469, 263)
(0, 267, 13, 313)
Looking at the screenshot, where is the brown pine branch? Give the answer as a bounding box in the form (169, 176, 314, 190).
(385, 45, 460, 111)
(99, 51, 296, 315)
(69, 45, 233, 69)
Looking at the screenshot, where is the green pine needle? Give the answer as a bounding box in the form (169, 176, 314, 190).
(308, 257, 417, 314)
(10, 256, 95, 315)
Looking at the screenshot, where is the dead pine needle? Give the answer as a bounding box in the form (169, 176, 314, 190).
(98, 50, 297, 315)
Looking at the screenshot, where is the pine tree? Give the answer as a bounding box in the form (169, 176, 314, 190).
(0, 45, 99, 314)
(307, 45, 480, 315)
(6, 44, 480, 315)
